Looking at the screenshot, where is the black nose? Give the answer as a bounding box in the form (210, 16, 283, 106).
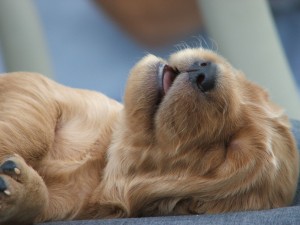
(188, 61, 217, 92)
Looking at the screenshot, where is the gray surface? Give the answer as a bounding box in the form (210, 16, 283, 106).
(39, 120, 300, 225)
(40, 207, 300, 225)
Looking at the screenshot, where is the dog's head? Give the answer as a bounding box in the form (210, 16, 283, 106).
(105, 48, 298, 217)
(124, 48, 274, 146)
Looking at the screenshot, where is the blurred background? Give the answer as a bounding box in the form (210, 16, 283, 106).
(0, 0, 299, 118)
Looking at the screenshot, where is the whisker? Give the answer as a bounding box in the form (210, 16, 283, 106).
(208, 37, 219, 53)
(200, 36, 210, 50)
(192, 35, 203, 49)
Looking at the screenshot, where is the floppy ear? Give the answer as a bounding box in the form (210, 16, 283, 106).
(125, 123, 296, 215)
(84, 126, 269, 218)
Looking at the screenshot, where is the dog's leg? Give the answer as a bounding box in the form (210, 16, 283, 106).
(0, 154, 48, 225)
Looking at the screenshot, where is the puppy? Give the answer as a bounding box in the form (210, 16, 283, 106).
(0, 48, 298, 225)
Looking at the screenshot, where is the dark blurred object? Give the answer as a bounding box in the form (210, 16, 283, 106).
(94, 0, 202, 47)
(268, 0, 300, 92)
(269, 0, 300, 14)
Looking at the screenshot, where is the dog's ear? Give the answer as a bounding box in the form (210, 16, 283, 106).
(124, 121, 289, 214)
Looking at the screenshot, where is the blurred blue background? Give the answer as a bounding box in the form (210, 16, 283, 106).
(0, 0, 300, 102)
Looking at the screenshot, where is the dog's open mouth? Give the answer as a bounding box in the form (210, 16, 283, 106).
(157, 63, 179, 100)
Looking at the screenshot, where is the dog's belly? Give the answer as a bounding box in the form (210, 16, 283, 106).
(34, 85, 123, 220)
(47, 78, 123, 158)
(47, 93, 121, 161)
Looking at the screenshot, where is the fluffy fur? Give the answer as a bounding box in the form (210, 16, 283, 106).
(0, 48, 298, 225)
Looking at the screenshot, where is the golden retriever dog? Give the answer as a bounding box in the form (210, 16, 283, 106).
(0, 48, 298, 225)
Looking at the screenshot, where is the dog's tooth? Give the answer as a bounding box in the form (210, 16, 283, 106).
(14, 168, 21, 175)
(4, 190, 11, 196)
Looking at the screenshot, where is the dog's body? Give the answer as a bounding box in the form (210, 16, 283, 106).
(0, 49, 298, 225)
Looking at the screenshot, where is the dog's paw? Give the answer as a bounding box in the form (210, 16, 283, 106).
(0, 156, 24, 199)
(0, 155, 47, 224)
(0, 156, 27, 207)
(0, 158, 24, 224)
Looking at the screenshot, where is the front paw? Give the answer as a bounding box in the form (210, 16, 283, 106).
(0, 155, 47, 224)
(0, 156, 24, 198)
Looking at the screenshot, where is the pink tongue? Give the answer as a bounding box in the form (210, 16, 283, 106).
(163, 70, 174, 94)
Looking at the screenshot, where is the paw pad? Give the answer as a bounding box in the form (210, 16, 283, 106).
(0, 177, 10, 196)
(0, 160, 21, 175)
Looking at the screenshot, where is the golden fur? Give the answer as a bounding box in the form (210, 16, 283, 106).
(0, 48, 298, 225)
